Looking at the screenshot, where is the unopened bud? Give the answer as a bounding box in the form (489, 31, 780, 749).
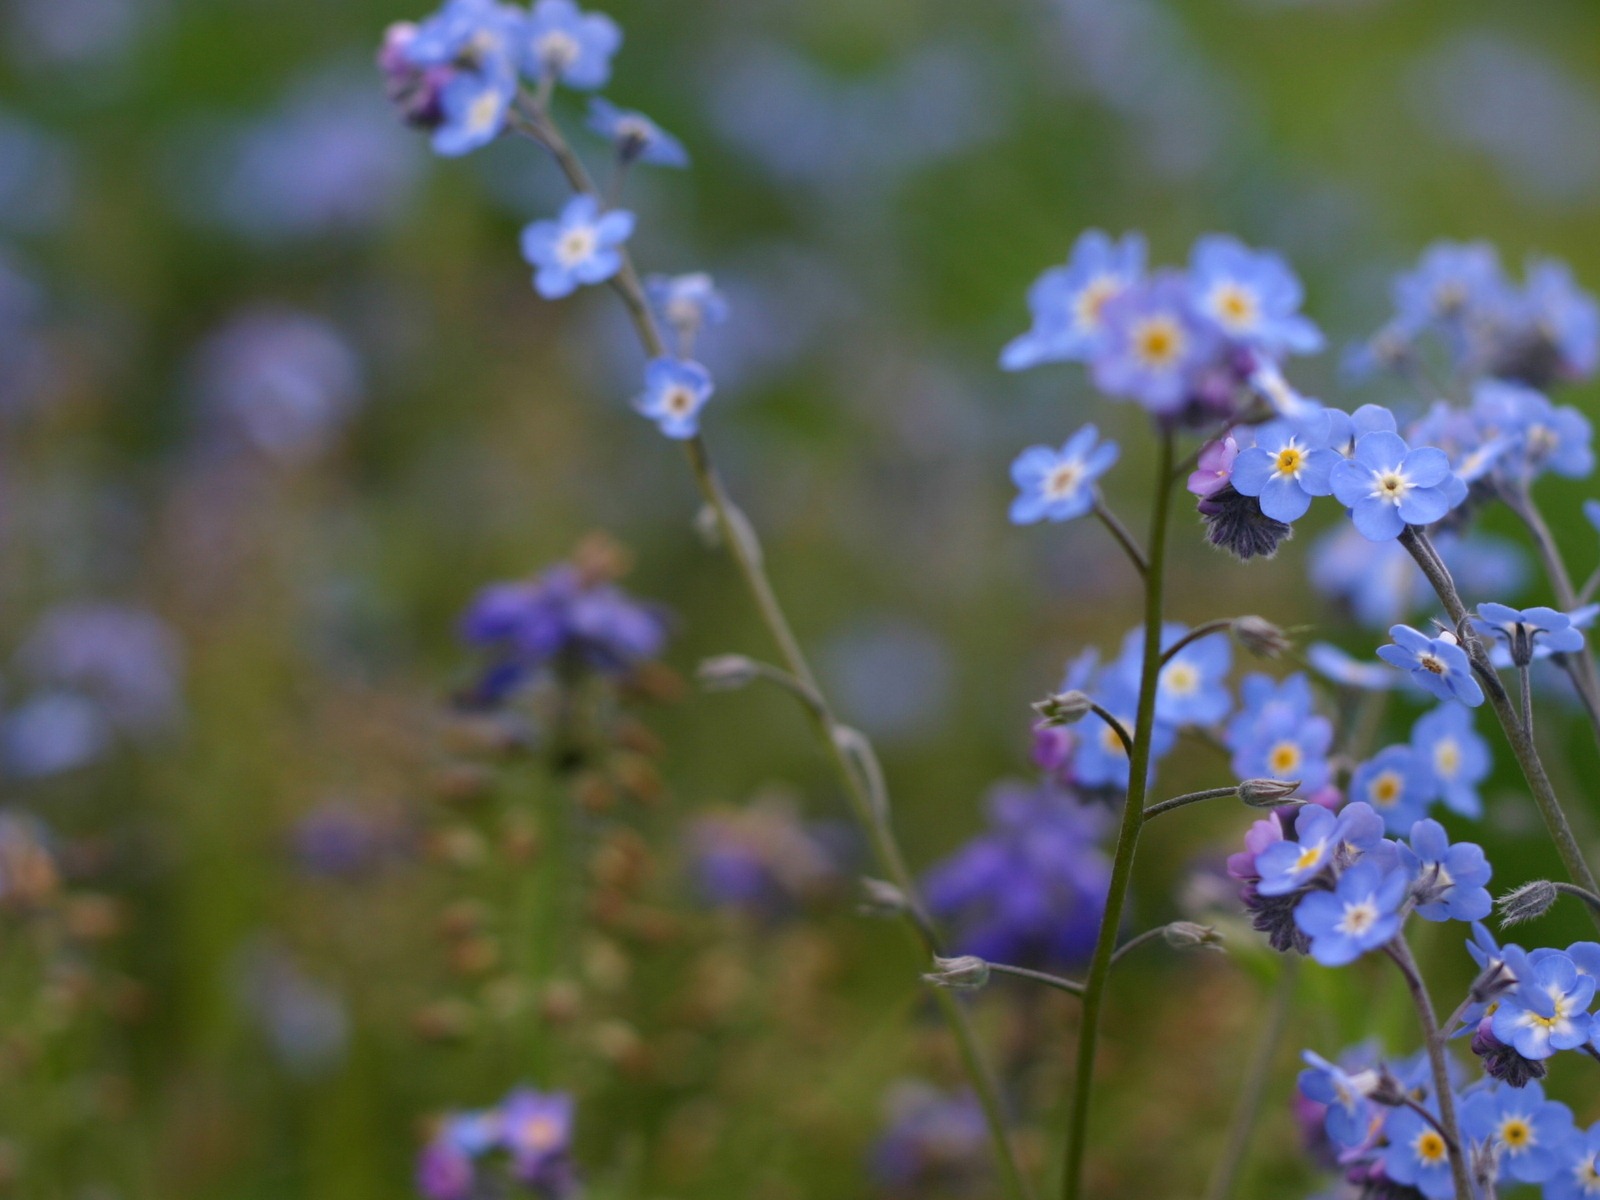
(1366, 1065, 1408, 1108)
(1232, 616, 1292, 659)
(922, 955, 990, 990)
(1238, 778, 1302, 806)
(697, 655, 761, 691)
(859, 877, 907, 918)
(1162, 922, 1224, 951)
(1032, 690, 1093, 727)
(1498, 879, 1558, 927)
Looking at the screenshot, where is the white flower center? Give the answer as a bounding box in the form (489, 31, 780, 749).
(1337, 898, 1380, 937)
(466, 89, 502, 135)
(1073, 275, 1120, 331)
(1268, 740, 1302, 777)
(537, 30, 581, 72)
(1433, 738, 1460, 778)
(662, 386, 697, 416)
(556, 225, 597, 267)
(1370, 469, 1412, 506)
(1044, 461, 1086, 500)
(1575, 1156, 1600, 1193)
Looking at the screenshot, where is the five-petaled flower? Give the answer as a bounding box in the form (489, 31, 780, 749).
(1378, 625, 1484, 707)
(1008, 425, 1119, 526)
(1228, 418, 1340, 523)
(1001, 230, 1146, 371)
(1295, 859, 1409, 966)
(519, 194, 635, 299)
(1188, 234, 1324, 357)
(634, 358, 713, 439)
(1399, 818, 1492, 923)
(1296, 1050, 1379, 1148)
(1329, 422, 1461, 541)
(1471, 602, 1586, 668)
(1349, 744, 1436, 833)
(1461, 1081, 1577, 1185)
(1490, 953, 1596, 1061)
(524, 0, 621, 89)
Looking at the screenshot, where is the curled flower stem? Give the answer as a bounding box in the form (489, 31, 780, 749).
(1142, 786, 1240, 821)
(1108, 924, 1175, 966)
(1384, 936, 1473, 1200)
(987, 961, 1086, 997)
(1552, 881, 1600, 919)
(511, 90, 1034, 1200)
(1060, 430, 1178, 1200)
(1092, 493, 1148, 576)
(1400, 527, 1600, 916)
(1087, 703, 1134, 757)
(1157, 619, 1232, 667)
(1201, 960, 1295, 1200)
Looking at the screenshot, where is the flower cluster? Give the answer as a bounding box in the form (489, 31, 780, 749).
(417, 1088, 577, 1200)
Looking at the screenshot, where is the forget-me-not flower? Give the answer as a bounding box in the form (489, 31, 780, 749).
(1008, 425, 1119, 525)
(1461, 1081, 1576, 1185)
(1225, 672, 1334, 791)
(1381, 1104, 1456, 1200)
(519, 194, 634, 299)
(1111, 622, 1232, 727)
(1228, 418, 1340, 523)
(634, 358, 713, 439)
(1349, 744, 1436, 833)
(1409, 705, 1490, 818)
(1329, 425, 1460, 541)
(1295, 859, 1408, 966)
(1091, 271, 1216, 414)
(1000, 230, 1145, 370)
(523, 0, 621, 89)
(1188, 234, 1323, 356)
(1472, 602, 1586, 667)
(1296, 1051, 1379, 1149)
(1378, 625, 1484, 707)
(1400, 818, 1491, 923)
(1490, 953, 1596, 1061)
(1255, 801, 1384, 898)
(1546, 1122, 1600, 1200)
(587, 98, 688, 166)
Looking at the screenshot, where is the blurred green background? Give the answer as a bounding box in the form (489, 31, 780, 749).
(5, 0, 1600, 1195)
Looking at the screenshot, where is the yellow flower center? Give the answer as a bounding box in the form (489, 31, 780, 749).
(1163, 663, 1200, 696)
(1131, 316, 1185, 369)
(1499, 1117, 1534, 1152)
(1268, 741, 1302, 776)
(1210, 283, 1258, 330)
(1274, 445, 1304, 476)
(1414, 1129, 1448, 1166)
(1074, 276, 1120, 330)
(1369, 771, 1403, 807)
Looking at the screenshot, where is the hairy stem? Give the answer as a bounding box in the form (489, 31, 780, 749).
(1060, 431, 1177, 1200)
(1201, 961, 1295, 1200)
(1158, 619, 1232, 667)
(988, 961, 1086, 997)
(1385, 936, 1472, 1200)
(513, 91, 1033, 1200)
(1142, 786, 1240, 821)
(1092, 494, 1148, 576)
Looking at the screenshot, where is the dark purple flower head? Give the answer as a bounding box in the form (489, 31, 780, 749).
(922, 780, 1109, 969)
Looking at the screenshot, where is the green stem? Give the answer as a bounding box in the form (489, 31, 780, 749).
(1385, 937, 1472, 1200)
(1142, 786, 1238, 821)
(988, 961, 1086, 997)
(1158, 620, 1232, 667)
(1400, 528, 1600, 913)
(1060, 430, 1177, 1200)
(1201, 960, 1295, 1200)
(511, 90, 1033, 1200)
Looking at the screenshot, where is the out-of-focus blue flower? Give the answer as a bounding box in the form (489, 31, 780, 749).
(1187, 234, 1323, 356)
(1228, 418, 1339, 523)
(519, 194, 634, 299)
(1311, 526, 1528, 630)
(1472, 602, 1586, 668)
(1490, 953, 1595, 1061)
(686, 798, 840, 917)
(502, 1089, 576, 1190)
(645, 272, 727, 344)
(1473, 379, 1595, 481)
(634, 358, 712, 440)
(922, 780, 1109, 968)
(1000, 230, 1145, 371)
(1294, 859, 1408, 966)
(1460, 1081, 1577, 1185)
(389, 1, 525, 156)
(1070, 671, 1176, 791)
(1349, 744, 1436, 834)
(1392, 240, 1510, 333)
(459, 562, 668, 702)
(1225, 672, 1333, 790)
(1518, 257, 1600, 383)
(1378, 626, 1483, 707)
(587, 97, 687, 166)
(1091, 271, 1217, 414)
(1256, 801, 1384, 898)
(1124, 622, 1232, 727)
(1296, 1051, 1379, 1150)
(870, 1082, 990, 1196)
(1410, 705, 1490, 818)
(290, 801, 413, 879)
(1547, 1123, 1600, 1200)
(1380, 1103, 1455, 1200)
(1306, 642, 1400, 691)
(1330, 426, 1460, 541)
(417, 1087, 578, 1200)
(190, 308, 364, 464)
(1008, 425, 1118, 525)
(523, 0, 620, 89)
(1400, 819, 1491, 923)
(3, 692, 111, 779)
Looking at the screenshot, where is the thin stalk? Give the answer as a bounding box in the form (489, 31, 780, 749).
(1519, 665, 1534, 741)
(1092, 494, 1148, 576)
(1142, 786, 1239, 821)
(1060, 431, 1178, 1200)
(1201, 961, 1295, 1200)
(1552, 881, 1600, 920)
(1385, 937, 1472, 1200)
(1400, 528, 1600, 909)
(1087, 703, 1134, 757)
(988, 961, 1086, 998)
(1158, 620, 1232, 667)
(1108, 925, 1171, 967)
(512, 92, 1033, 1200)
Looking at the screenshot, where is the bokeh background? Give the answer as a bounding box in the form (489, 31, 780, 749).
(5, 0, 1600, 1196)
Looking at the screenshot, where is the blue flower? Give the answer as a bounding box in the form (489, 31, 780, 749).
(1349, 744, 1437, 833)
(1188, 234, 1323, 356)
(1007, 426, 1119, 525)
(1294, 859, 1408, 966)
(431, 70, 517, 156)
(519, 194, 634, 299)
(645, 272, 727, 339)
(1400, 819, 1491, 923)
(1460, 1081, 1577, 1185)
(1391, 240, 1508, 332)
(1329, 426, 1460, 541)
(1110, 622, 1232, 727)
(1409, 705, 1490, 818)
(1296, 1050, 1379, 1149)
(501, 1089, 575, 1182)
(587, 98, 688, 167)
(1090, 271, 1217, 415)
(1255, 801, 1384, 898)
(1519, 257, 1600, 384)
(634, 358, 713, 439)
(1472, 602, 1586, 668)
(1070, 672, 1176, 791)
(1490, 952, 1596, 1061)
(1473, 379, 1595, 481)
(395, 1, 525, 156)
(1000, 230, 1145, 371)
(1306, 642, 1400, 691)
(1377, 625, 1484, 707)
(1380, 1104, 1456, 1200)
(1546, 1122, 1600, 1200)
(523, 0, 621, 89)
(1225, 672, 1334, 791)
(403, 0, 525, 71)
(1228, 418, 1340, 523)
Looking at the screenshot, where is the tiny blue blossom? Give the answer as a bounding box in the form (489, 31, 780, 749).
(646, 272, 727, 337)
(1472, 602, 1586, 667)
(587, 98, 688, 167)
(1294, 859, 1408, 967)
(1329, 425, 1460, 541)
(1520, 257, 1600, 383)
(1000, 230, 1145, 370)
(1111, 622, 1232, 727)
(433, 70, 518, 156)
(519, 194, 634, 299)
(1091, 271, 1217, 415)
(1380, 1104, 1456, 1200)
(634, 358, 713, 439)
(1391, 240, 1508, 332)
(1490, 953, 1595, 1061)
(1071, 672, 1176, 791)
(1400, 819, 1492, 923)
(1228, 418, 1340, 523)
(394, 1, 525, 156)
(523, 0, 621, 89)
(1377, 625, 1484, 707)
(1255, 801, 1384, 898)
(1547, 1122, 1600, 1200)
(1460, 1081, 1577, 1185)
(1008, 426, 1119, 525)
(1348, 744, 1436, 834)
(1296, 1051, 1379, 1149)
(1474, 379, 1595, 481)
(1409, 705, 1490, 818)
(1188, 234, 1323, 356)
(1225, 672, 1334, 790)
